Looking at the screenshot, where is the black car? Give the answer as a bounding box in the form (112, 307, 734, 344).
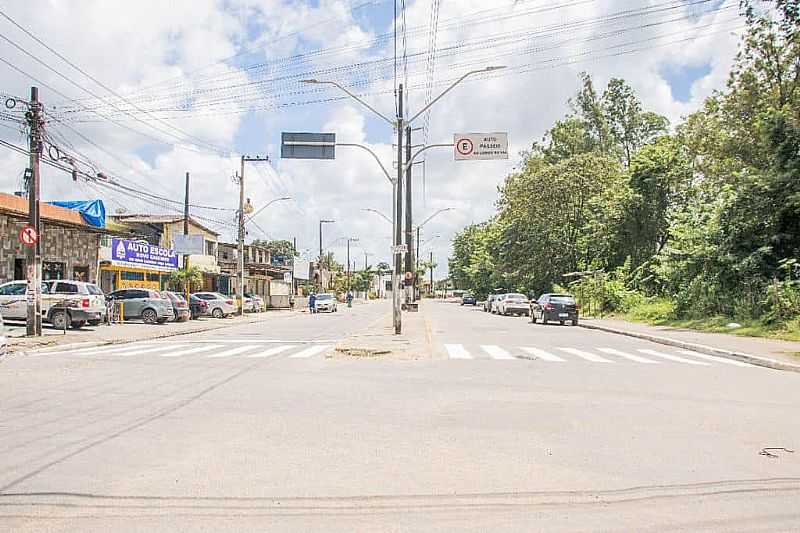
(188, 294, 209, 319)
(531, 293, 579, 325)
(461, 293, 477, 306)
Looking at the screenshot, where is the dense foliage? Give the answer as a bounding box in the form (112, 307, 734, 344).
(449, 1, 800, 328)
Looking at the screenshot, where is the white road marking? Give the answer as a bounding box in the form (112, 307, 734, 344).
(637, 349, 710, 365)
(597, 347, 658, 364)
(677, 350, 754, 367)
(159, 344, 224, 357)
(110, 344, 190, 357)
(207, 345, 259, 358)
(519, 347, 565, 362)
(247, 345, 296, 358)
(558, 347, 614, 363)
(481, 345, 516, 360)
(289, 345, 332, 359)
(172, 338, 340, 344)
(444, 344, 472, 359)
(47, 343, 156, 356)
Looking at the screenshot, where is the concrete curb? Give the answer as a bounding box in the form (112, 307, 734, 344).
(578, 321, 800, 373)
(11, 314, 281, 357)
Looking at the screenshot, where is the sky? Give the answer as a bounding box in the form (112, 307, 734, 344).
(0, 0, 745, 279)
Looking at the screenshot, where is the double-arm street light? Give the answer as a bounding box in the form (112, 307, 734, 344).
(302, 65, 504, 333)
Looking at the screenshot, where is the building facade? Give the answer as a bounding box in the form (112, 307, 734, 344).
(0, 193, 110, 283)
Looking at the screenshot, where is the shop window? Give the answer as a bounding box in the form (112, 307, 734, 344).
(121, 271, 144, 281)
(147, 273, 161, 281)
(73, 266, 89, 282)
(43, 262, 65, 280)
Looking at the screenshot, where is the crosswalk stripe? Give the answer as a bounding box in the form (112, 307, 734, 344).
(637, 349, 710, 365)
(444, 344, 472, 359)
(160, 344, 223, 357)
(289, 345, 331, 359)
(558, 347, 614, 363)
(481, 345, 516, 360)
(519, 347, 565, 362)
(597, 347, 658, 364)
(677, 350, 754, 367)
(109, 344, 190, 356)
(247, 345, 295, 358)
(71, 343, 156, 355)
(207, 345, 259, 358)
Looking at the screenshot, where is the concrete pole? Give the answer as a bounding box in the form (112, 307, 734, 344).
(393, 84, 403, 334)
(238, 157, 245, 316)
(26, 86, 42, 336)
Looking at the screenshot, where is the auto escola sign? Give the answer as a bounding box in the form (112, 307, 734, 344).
(111, 238, 178, 272)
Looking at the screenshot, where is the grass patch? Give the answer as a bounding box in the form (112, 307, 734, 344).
(618, 302, 800, 343)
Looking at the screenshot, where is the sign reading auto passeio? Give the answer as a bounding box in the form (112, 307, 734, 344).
(454, 133, 509, 160)
(111, 238, 178, 272)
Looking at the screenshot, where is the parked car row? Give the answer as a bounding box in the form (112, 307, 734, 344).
(475, 292, 580, 325)
(0, 279, 267, 329)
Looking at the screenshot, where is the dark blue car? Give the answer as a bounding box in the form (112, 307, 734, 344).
(461, 293, 477, 306)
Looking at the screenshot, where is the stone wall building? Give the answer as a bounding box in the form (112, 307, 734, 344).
(0, 192, 110, 283)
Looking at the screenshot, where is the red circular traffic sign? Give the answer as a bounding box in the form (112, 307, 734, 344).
(456, 138, 474, 156)
(18, 225, 38, 247)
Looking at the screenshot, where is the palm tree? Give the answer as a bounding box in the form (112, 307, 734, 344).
(168, 266, 203, 297)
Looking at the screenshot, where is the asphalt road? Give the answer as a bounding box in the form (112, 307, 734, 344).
(1, 299, 798, 532)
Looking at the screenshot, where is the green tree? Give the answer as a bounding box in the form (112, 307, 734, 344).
(168, 266, 203, 295)
(250, 239, 297, 261)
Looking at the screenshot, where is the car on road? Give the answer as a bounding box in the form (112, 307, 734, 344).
(489, 294, 507, 314)
(188, 294, 209, 319)
(107, 288, 174, 324)
(163, 291, 190, 322)
(496, 293, 530, 316)
(0, 279, 106, 329)
(314, 293, 337, 313)
(461, 293, 477, 306)
(244, 293, 265, 312)
(484, 294, 498, 312)
(192, 292, 237, 318)
(531, 293, 579, 325)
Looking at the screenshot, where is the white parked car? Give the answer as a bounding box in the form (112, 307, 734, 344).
(314, 293, 337, 313)
(496, 293, 530, 316)
(192, 292, 237, 318)
(244, 293, 265, 312)
(0, 308, 7, 357)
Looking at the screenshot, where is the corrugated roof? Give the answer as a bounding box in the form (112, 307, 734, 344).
(110, 214, 220, 236)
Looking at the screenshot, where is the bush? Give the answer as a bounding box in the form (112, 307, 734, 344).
(624, 297, 676, 322)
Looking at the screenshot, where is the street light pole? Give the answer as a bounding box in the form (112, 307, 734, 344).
(404, 125, 414, 303)
(394, 83, 404, 333)
(238, 155, 269, 316)
(319, 219, 334, 290)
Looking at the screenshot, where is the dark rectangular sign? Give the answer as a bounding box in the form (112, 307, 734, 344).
(281, 132, 336, 160)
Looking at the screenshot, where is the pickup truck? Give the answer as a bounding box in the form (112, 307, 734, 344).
(0, 280, 106, 329)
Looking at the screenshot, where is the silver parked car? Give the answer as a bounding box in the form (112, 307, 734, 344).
(496, 293, 530, 316)
(0, 279, 106, 329)
(107, 288, 174, 324)
(192, 292, 237, 318)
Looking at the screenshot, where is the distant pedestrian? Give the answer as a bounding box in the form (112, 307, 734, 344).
(309, 292, 316, 314)
(346, 290, 353, 308)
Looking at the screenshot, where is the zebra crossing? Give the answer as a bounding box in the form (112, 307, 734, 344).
(32, 340, 336, 361)
(442, 343, 755, 367)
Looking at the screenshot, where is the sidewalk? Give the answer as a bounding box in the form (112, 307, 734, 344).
(580, 317, 800, 371)
(5, 311, 293, 355)
(332, 302, 433, 360)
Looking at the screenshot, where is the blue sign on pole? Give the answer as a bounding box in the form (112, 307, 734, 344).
(111, 238, 178, 271)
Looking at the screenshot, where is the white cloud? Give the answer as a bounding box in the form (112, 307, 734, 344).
(0, 0, 745, 279)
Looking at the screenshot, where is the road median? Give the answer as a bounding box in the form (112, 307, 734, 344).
(332, 301, 433, 360)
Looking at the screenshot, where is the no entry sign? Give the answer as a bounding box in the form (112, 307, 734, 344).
(18, 225, 38, 247)
(454, 133, 509, 160)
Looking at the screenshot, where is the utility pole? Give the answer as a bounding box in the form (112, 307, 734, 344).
(26, 86, 43, 336)
(319, 219, 334, 290)
(416, 226, 421, 297)
(347, 238, 351, 290)
(430, 251, 434, 298)
(394, 83, 404, 333)
(404, 125, 414, 304)
(183, 171, 190, 303)
(237, 155, 269, 315)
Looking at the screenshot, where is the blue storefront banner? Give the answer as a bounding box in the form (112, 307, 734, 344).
(111, 238, 178, 272)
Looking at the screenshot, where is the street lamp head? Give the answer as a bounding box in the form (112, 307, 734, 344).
(321, 219, 335, 223)
(483, 66, 507, 72)
(301, 79, 320, 84)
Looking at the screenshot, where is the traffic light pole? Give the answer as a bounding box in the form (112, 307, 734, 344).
(26, 86, 42, 336)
